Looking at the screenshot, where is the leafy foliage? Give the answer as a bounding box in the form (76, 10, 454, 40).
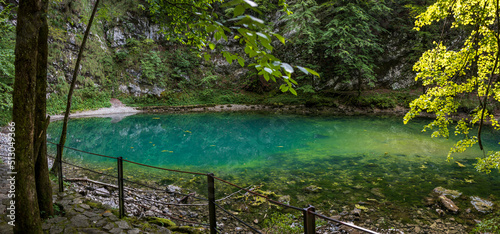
(321, 0, 389, 88)
(262, 212, 302, 233)
(472, 212, 500, 233)
(404, 0, 500, 173)
(143, 0, 318, 95)
(141, 51, 169, 85)
(281, 0, 391, 91)
(0, 0, 15, 84)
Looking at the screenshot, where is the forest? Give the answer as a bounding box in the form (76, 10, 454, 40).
(1, 0, 500, 233)
(1, 0, 443, 120)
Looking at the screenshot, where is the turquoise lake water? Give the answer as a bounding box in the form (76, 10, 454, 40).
(47, 113, 500, 209)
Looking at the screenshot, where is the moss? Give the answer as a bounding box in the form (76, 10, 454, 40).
(170, 225, 203, 234)
(147, 217, 177, 228)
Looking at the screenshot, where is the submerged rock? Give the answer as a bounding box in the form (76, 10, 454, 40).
(278, 195, 291, 205)
(304, 185, 322, 193)
(438, 195, 459, 213)
(370, 188, 385, 198)
(433, 187, 462, 199)
(470, 196, 494, 213)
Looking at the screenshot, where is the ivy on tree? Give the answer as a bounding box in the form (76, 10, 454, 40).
(143, 0, 319, 95)
(404, 0, 500, 173)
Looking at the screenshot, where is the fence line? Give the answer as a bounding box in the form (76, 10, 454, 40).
(212, 175, 305, 211)
(47, 141, 378, 234)
(132, 200, 210, 227)
(214, 202, 262, 234)
(122, 177, 210, 202)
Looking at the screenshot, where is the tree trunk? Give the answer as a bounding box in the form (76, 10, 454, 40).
(34, 0, 54, 219)
(13, 0, 43, 232)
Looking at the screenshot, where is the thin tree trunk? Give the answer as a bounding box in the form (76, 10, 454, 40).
(35, 0, 54, 218)
(52, 0, 100, 174)
(477, 0, 500, 151)
(13, 0, 43, 232)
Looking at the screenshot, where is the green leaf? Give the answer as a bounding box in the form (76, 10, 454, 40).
(289, 87, 297, 95)
(237, 57, 245, 67)
(221, 0, 243, 8)
(223, 52, 234, 64)
(296, 66, 309, 75)
(243, 0, 258, 8)
(281, 63, 294, 73)
(305, 67, 320, 77)
(206, 25, 217, 33)
(209, 43, 215, 50)
(203, 53, 211, 61)
(234, 5, 245, 17)
(256, 32, 269, 41)
(274, 33, 285, 44)
(280, 84, 289, 92)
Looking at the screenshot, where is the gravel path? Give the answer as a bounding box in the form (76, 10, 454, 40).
(50, 106, 140, 121)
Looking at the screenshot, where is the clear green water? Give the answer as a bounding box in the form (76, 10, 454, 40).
(47, 113, 500, 209)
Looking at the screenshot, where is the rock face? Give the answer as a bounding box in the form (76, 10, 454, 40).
(470, 196, 494, 213)
(438, 195, 459, 213)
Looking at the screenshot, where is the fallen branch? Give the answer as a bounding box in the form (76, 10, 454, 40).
(65, 177, 118, 189)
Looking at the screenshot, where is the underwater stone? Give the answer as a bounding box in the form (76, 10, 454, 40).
(304, 185, 322, 193)
(433, 187, 462, 199)
(278, 195, 290, 204)
(436, 208, 446, 216)
(470, 196, 494, 213)
(438, 195, 459, 213)
(370, 188, 385, 198)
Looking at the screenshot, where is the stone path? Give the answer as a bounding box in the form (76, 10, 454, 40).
(0, 164, 203, 234)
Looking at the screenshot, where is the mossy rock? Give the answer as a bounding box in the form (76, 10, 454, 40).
(147, 217, 177, 228)
(171, 225, 203, 234)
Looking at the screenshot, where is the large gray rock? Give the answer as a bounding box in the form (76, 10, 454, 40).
(95, 187, 111, 197)
(433, 187, 462, 199)
(438, 195, 459, 213)
(70, 214, 90, 228)
(128, 84, 142, 97)
(118, 85, 129, 94)
(150, 86, 165, 97)
(115, 220, 130, 229)
(109, 27, 127, 47)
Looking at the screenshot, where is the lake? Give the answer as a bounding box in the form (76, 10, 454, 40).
(46, 112, 500, 220)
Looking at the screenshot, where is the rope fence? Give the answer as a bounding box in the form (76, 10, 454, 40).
(45, 140, 378, 234)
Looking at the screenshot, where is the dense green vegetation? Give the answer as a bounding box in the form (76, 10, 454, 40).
(4, 0, 500, 232)
(0, 0, 14, 125)
(0, 0, 437, 127)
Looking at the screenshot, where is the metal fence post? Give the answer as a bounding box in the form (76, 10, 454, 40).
(207, 173, 216, 234)
(117, 157, 125, 218)
(304, 205, 316, 234)
(57, 144, 64, 193)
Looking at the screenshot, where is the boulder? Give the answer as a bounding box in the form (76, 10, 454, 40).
(470, 196, 494, 213)
(433, 187, 462, 198)
(128, 83, 142, 97)
(118, 85, 129, 94)
(95, 188, 110, 197)
(150, 86, 165, 97)
(166, 185, 182, 193)
(438, 195, 459, 213)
